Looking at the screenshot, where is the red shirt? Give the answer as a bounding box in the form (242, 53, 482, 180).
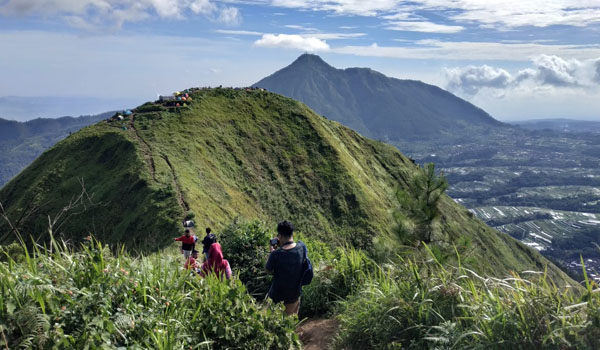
(175, 235, 195, 250)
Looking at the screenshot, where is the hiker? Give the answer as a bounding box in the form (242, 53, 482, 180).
(185, 250, 200, 271)
(265, 220, 311, 316)
(174, 229, 195, 259)
(199, 243, 232, 279)
(201, 227, 217, 261)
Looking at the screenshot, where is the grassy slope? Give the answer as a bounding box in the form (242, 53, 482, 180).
(0, 88, 572, 283)
(0, 125, 181, 249)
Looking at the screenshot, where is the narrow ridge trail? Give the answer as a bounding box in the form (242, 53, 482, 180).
(161, 154, 190, 212)
(127, 115, 157, 181)
(297, 318, 339, 350)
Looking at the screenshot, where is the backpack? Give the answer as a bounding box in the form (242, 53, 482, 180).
(300, 242, 313, 286)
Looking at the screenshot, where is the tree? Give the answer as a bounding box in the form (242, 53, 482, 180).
(396, 163, 448, 244)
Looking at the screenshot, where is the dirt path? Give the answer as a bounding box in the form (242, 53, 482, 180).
(297, 318, 339, 350)
(127, 115, 157, 181)
(127, 114, 189, 213)
(161, 154, 190, 212)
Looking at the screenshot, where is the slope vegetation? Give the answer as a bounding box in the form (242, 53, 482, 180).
(0, 88, 570, 281)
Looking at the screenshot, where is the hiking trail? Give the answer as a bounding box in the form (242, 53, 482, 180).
(161, 154, 190, 212)
(297, 318, 339, 350)
(128, 115, 157, 181)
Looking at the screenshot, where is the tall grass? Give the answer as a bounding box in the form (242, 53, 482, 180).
(0, 236, 299, 349)
(330, 247, 600, 350)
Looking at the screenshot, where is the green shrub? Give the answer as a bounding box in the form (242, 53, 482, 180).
(218, 220, 272, 298)
(0, 242, 26, 263)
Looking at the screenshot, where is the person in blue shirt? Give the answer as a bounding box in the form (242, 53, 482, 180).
(265, 220, 307, 316)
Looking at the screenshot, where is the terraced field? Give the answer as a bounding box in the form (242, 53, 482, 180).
(469, 206, 599, 250)
(400, 127, 600, 280)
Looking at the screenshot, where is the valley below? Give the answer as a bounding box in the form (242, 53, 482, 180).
(400, 126, 600, 280)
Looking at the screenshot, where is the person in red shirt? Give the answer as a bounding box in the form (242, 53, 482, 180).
(199, 243, 232, 279)
(174, 229, 195, 259)
(184, 250, 200, 271)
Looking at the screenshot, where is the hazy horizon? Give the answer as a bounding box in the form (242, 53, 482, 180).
(1, 89, 598, 123)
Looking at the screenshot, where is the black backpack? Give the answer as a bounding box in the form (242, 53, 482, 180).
(299, 242, 313, 286)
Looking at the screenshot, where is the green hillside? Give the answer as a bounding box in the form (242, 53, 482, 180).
(0, 88, 571, 281)
(254, 54, 507, 141)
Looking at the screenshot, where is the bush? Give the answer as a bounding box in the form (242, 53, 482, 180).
(218, 220, 272, 298)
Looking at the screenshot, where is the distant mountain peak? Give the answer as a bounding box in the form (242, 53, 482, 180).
(254, 55, 505, 141)
(289, 53, 333, 69)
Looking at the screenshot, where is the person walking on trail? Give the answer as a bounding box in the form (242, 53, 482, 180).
(199, 243, 232, 279)
(201, 227, 217, 261)
(185, 250, 200, 271)
(265, 220, 311, 316)
(174, 229, 195, 259)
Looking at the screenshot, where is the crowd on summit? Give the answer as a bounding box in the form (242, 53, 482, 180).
(174, 219, 312, 316)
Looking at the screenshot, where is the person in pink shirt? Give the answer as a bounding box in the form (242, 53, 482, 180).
(184, 250, 200, 271)
(199, 243, 232, 279)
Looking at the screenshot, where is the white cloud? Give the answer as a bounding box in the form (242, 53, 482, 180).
(214, 29, 364, 40)
(270, 0, 401, 16)
(0, 0, 242, 29)
(285, 24, 317, 31)
(446, 65, 512, 95)
(444, 55, 600, 96)
(218, 6, 242, 25)
(190, 0, 216, 15)
(307, 32, 365, 39)
(254, 33, 329, 51)
(268, 0, 600, 29)
(215, 29, 263, 35)
(386, 21, 464, 33)
(445, 0, 600, 29)
(594, 59, 600, 84)
(332, 40, 600, 61)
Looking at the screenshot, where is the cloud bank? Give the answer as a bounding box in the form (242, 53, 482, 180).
(268, 0, 600, 29)
(0, 0, 242, 29)
(254, 34, 329, 51)
(445, 55, 600, 96)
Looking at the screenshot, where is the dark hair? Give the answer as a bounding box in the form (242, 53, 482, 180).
(206, 227, 211, 234)
(192, 250, 198, 254)
(277, 220, 294, 238)
(185, 229, 190, 234)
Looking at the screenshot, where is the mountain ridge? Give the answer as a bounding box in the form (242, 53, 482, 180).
(0, 88, 572, 284)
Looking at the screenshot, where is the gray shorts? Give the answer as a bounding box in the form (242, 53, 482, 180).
(183, 250, 192, 259)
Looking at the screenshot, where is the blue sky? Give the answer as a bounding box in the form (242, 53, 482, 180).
(1, 0, 600, 121)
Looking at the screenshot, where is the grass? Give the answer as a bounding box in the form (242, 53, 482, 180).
(0, 218, 598, 349)
(311, 245, 600, 350)
(0, 236, 299, 349)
